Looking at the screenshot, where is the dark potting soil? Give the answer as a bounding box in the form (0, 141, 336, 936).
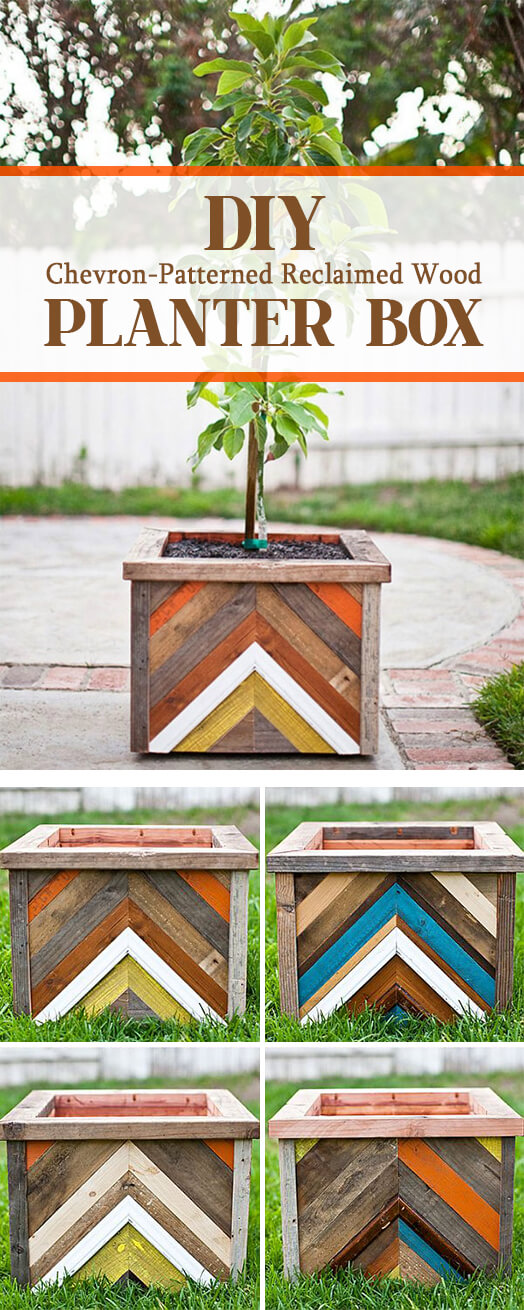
(163, 538, 348, 561)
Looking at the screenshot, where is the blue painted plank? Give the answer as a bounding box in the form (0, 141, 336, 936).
(399, 1218, 465, 1281)
(298, 883, 495, 1006)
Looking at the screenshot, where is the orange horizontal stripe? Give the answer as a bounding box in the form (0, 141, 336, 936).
(1, 373, 522, 383)
(1, 165, 523, 175)
(307, 581, 362, 636)
(399, 1139, 499, 1250)
(150, 581, 205, 635)
(204, 1139, 234, 1169)
(177, 870, 230, 921)
(28, 870, 79, 921)
(26, 1141, 52, 1170)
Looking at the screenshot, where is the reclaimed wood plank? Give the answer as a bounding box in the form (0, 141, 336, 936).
(275, 873, 299, 1019)
(230, 1138, 252, 1279)
(279, 1140, 300, 1280)
(8, 871, 31, 1014)
(6, 1141, 30, 1285)
(227, 871, 248, 1017)
(130, 580, 150, 752)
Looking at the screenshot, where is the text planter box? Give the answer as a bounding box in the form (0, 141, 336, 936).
(123, 527, 391, 756)
(269, 1087, 523, 1282)
(3, 823, 258, 1024)
(268, 821, 524, 1024)
(0, 1088, 259, 1289)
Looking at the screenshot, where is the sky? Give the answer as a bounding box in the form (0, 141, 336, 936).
(0, 0, 485, 165)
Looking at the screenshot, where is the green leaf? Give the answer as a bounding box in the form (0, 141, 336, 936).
(195, 418, 227, 466)
(281, 400, 324, 433)
(223, 427, 245, 459)
(302, 401, 329, 428)
(308, 133, 344, 163)
(282, 18, 317, 53)
(274, 411, 302, 444)
(229, 390, 256, 426)
(236, 113, 254, 143)
(287, 382, 328, 399)
(287, 78, 328, 106)
(186, 380, 220, 410)
(217, 70, 250, 95)
(181, 128, 222, 163)
(231, 12, 275, 57)
(194, 58, 253, 77)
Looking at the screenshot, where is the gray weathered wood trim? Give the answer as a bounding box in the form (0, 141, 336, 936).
(499, 1136, 516, 1272)
(227, 871, 249, 1018)
(279, 1139, 300, 1280)
(230, 1138, 253, 1279)
(359, 581, 381, 755)
(130, 580, 150, 752)
(6, 1141, 30, 1285)
(8, 871, 31, 1015)
(495, 873, 516, 1008)
(275, 873, 299, 1020)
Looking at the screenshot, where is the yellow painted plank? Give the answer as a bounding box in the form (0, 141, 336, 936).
(477, 1137, 502, 1161)
(73, 1222, 186, 1290)
(174, 671, 334, 754)
(81, 957, 190, 1022)
(174, 677, 255, 752)
(253, 674, 334, 754)
(295, 1139, 318, 1163)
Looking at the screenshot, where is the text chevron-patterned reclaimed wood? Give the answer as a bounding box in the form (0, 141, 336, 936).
(0, 1089, 259, 1289)
(123, 527, 391, 755)
(269, 1088, 522, 1283)
(268, 822, 523, 1024)
(3, 825, 257, 1023)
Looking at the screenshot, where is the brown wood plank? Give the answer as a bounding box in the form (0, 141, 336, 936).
(275, 873, 299, 1019)
(499, 1137, 516, 1272)
(140, 1139, 233, 1236)
(130, 580, 150, 752)
(398, 1160, 499, 1269)
(6, 1142, 30, 1285)
(27, 1139, 120, 1234)
(495, 873, 516, 1008)
(29, 873, 127, 988)
(272, 582, 361, 675)
(8, 871, 31, 1014)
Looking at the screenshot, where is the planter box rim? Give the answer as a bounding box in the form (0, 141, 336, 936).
(2, 823, 258, 870)
(0, 1089, 260, 1141)
(123, 525, 392, 583)
(269, 1086, 523, 1139)
(268, 819, 524, 873)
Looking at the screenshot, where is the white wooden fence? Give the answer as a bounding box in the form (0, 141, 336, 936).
(266, 1043, 524, 1082)
(1, 378, 522, 488)
(0, 786, 259, 814)
(0, 1044, 259, 1088)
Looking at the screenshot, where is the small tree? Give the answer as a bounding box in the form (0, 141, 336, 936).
(182, 10, 355, 550)
(182, 9, 356, 166)
(188, 378, 335, 548)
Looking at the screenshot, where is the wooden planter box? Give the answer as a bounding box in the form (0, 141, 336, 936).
(0, 1087, 259, 1289)
(3, 823, 258, 1024)
(269, 1087, 523, 1283)
(269, 821, 523, 1024)
(123, 527, 391, 755)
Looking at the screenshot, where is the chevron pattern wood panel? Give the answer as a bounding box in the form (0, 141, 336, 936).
(147, 579, 363, 754)
(24, 1135, 235, 1288)
(293, 1134, 507, 1282)
(25, 868, 231, 1024)
(293, 871, 499, 1023)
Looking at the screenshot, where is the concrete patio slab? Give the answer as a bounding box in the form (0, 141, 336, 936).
(0, 517, 519, 669)
(0, 516, 520, 770)
(0, 691, 402, 770)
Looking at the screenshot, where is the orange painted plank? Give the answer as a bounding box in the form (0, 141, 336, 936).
(150, 581, 205, 635)
(204, 1138, 234, 1169)
(177, 871, 230, 922)
(398, 1139, 500, 1249)
(307, 582, 362, 637)
(28, 870, 80, 921)
(26, 1141, 52, 1170)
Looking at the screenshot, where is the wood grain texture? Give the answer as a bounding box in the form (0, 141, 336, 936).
(279, 1140, 300, 1281)
(275, 873, 299, 1020)
(125, 531, 391, 754)
(7, 1142, 30, 1286)
(271, 823, 517, 1027)
(4, 1093, 258, 1287)
(274, 1106, 518, 1283)
(4, 826, 254, 1024)
(8, 871, 31, 1014)
(130, 581, 150, 752)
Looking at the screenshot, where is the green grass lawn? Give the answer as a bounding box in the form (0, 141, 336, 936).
(1, 473, 523, 558)
(265, 795, 524, 1043)
(266, 1072, 524, 1310)
(474, 664, 524, 769)
(0, 1074, 259, 1309)
(0, 807, 260, 1043)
